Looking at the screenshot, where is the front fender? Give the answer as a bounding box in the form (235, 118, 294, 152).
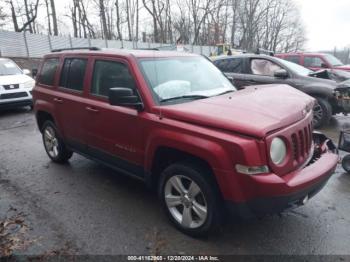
(144, 128, 232, 172)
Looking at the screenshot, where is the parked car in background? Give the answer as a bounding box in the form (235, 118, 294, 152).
(0, 58, 35, 109)
(276, 52, 350, 72)
(212, 54, 349, 128)
(33, 48, 338, 236)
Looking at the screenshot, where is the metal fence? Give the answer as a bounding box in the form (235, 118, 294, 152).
(0, 30, 215, 58)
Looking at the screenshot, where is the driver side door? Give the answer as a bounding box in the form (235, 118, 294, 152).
(244, 58, 291, 87)
(84, 57, 146, 178)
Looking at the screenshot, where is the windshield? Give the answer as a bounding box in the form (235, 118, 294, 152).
(0, 59, 23, 76)
(325, 54, 343, 67)
(139, 56, 236, 104)
(277, 58, 313, 76)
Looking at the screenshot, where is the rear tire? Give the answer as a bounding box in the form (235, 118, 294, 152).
(313, 97, 332, 129)
(42, 121, 73, 163)
(159, 161, 222, 237)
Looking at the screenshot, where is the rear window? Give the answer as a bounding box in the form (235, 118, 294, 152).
(38, 58, 59, 86)
(59, 58, 87, 91)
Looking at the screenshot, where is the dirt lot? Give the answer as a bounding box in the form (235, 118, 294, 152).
(0, 108, 350, 257)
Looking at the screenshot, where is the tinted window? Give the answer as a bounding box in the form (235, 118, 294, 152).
(284, 56, 300, 65)
(91, 60, 136, 97)
(38, 58, 59, 86)
(215, 58, 243, 73)
(304, 56, 324, 67)
(59, 58, 87, 91)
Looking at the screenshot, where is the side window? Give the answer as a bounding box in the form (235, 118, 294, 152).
(91, 60, 136, 97)
(304, 56, 324, 67)
(38, 58, 59, 86)
(250, 59, 282, 76)
(285, 56, 300, 65)
(214, 59, 229, 72)
(226, 58, 243, 73)
(59, 58, 87, 91)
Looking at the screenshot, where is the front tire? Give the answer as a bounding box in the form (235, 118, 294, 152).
(42, 121, 73, 163)
(342, 155, 350, 173)
(159, 162, 222, 237)
(313, 97, 332, 129)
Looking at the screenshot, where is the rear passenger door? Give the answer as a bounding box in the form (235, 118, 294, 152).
(84, 58, 145, 178)
(54, 56, 89, 150)
(214, 57, 248, 89)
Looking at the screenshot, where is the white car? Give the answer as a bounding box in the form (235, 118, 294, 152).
(0, 58, 35, 109)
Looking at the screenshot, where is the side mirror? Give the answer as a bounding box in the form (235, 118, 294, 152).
(32, 68, 38, 78)
(109, 87, 144, 111)
(274, 69, 288, 79)
(23, 69, 31, 75)
(321, 63, 328, 69)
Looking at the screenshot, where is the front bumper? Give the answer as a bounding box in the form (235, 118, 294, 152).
(225, 132, 338, 219)
(0, 90, 33, 109)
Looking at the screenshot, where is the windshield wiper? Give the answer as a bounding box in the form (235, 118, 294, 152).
(160, 94, 209, 103)
(215, 89, 235, 96)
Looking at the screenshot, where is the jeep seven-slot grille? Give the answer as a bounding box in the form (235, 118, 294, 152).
(0, 92, 28, 99)
(291, 123, 312, 163)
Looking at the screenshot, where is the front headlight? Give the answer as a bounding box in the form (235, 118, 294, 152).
(21, 80, 35, 89)
(270, 137, 287, 165)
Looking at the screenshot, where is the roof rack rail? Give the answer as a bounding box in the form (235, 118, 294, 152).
(256, 48, 274, 56)
(51, 47, 101, 52)
(134, 48, 160, 51)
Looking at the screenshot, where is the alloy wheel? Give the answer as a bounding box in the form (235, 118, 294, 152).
(313, 103, 323, 127)
(164, 175, 208, 229)
(43, 126, 59, 158)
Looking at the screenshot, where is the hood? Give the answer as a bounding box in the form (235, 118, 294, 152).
(0, 74, 34, 85)
(158, 85, 314, 138)
(309, 69, 350, 83)
(335, 65, 350, 71)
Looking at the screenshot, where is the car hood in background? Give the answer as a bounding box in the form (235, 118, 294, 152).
(157, 85, 314, 138)
(0, 74, 34, 85)
(335, 65, 350, 71)
(309, 69, 350, 83)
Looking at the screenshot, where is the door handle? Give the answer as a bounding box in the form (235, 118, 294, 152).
(53, 98, 63, 104)
(86, 106, 99, 113)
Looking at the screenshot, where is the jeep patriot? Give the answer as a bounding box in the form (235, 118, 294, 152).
(33, 48, 338, 236)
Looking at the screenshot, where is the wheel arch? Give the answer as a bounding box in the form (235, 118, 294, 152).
(36, 110, 55, 132)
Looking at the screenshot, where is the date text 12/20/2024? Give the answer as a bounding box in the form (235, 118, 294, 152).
(127, 255, 219, 261)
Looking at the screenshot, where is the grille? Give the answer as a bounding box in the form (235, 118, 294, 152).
(0, 92, 28, 99)
(291, 123, 313, 163)
(3, 84, 19, 90)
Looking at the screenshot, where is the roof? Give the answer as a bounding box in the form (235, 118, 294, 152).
(45, 48, 199, 59)
(212, 54, 275, 61)
(276, 52, 329, 56)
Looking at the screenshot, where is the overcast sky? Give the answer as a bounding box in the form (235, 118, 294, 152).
(295, 0, 350, 51)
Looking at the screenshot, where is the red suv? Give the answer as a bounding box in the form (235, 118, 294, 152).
(33, 47, 338, 236)
(276, 52, 350, 72)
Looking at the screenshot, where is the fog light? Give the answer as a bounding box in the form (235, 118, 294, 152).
(235, 164, 269, 175)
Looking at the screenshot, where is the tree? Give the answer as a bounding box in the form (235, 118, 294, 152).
(0, 6, 7, 28)
(50, 0, 58, 35)
(7, 0, 40, 33)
